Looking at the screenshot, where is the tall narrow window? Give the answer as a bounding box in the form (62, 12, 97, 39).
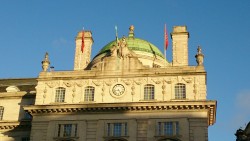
(144, 84, 155, 100)
(0, 106, 4, 120)
(106, 122, 128, 137)
(157, 121, 179, 136)
(175, 83, 186, 99)
(84, 86, 95, 101)
(113, 123, 122, 137)
(57, 124, 78, 138)
(21, 137, 30, 141)
(55, 87, 66, 102)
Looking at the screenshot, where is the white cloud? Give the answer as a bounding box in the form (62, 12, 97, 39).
(52, 38, 73, 48)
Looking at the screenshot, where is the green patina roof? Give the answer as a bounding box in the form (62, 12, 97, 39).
(94, 37, 165, 59)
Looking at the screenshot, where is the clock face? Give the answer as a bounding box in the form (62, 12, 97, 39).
(112, 84, 125, 96)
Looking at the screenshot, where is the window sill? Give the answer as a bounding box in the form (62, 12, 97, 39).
(170, 99, 188, 101)
(79, 101, 96, 103)
(139, 99, 157, 102)
(53, 137, 79, 140)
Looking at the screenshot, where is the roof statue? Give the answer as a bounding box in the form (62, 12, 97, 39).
(235, 122, 250, 141)
(87, 25, 168, 70)
(41, 52, 50, 72)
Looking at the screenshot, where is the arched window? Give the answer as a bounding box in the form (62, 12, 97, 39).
(144, 84, 155, 100)
(55, 87, 66, 102)
(0, 106, 4, 120)
(84, 86, 95, 101)
(175, 83, 186, 99)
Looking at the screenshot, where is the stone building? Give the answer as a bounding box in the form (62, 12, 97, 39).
(0, 25, 216, 141)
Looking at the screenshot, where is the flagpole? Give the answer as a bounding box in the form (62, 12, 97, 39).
(164, 24, 167, 60)
(115, 25, 119, 70)
(79, 28, 84, 70)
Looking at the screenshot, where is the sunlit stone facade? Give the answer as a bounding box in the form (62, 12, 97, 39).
(0, 25, 216, 141)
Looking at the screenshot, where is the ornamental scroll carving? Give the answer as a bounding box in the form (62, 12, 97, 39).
(104, 79, 117, 86)
(133, 78, 144, 85)
(63, 81, 74, 87)
(163, 78, 172, 84)
(151, 78, 162, 84)
(45, 81, 59, 88)
(122, 79, 132, 85)
(92, 80, 102, 86)
(183, 77, 193, 83)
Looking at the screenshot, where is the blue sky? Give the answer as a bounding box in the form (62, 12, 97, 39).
(0, 1, 250, 140)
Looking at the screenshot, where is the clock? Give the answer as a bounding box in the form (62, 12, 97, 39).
(112, 84, 125, 96)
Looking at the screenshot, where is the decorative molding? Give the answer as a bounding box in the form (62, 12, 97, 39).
(92, 80, 102, 86)
(177, 76, 182, 83)
(151, 78, 161, 84)
(45, 81, 59, 88)
(24, 101, 216, 126)
(63, 81, 74, 87)
(164, 78, 172, 84)
(122, 79, 132, 85)
(183, 77, 193, 83)
(104, 79, 117, 86)
(133, 78, 144, 85)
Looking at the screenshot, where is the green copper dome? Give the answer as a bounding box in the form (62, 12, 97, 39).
(94, 37, 165, 59)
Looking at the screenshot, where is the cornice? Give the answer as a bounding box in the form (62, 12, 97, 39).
(38, 69, 206, 81)
(0, 120, 31, 130)
(24, 101, 216, 126)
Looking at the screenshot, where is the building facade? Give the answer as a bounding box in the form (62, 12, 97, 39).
(0, 25, 216, 141)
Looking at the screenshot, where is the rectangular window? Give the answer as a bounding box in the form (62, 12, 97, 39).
(106, 122, 128, 137)
(21, 137, 30, 141)
(0, 106, 4, 120)
(144, 84, 155, 100)
(55, 87, 66, 102)
(157, 121, 179, 136)
(84, 86, 95, 101)
(57, 124, 77, 138)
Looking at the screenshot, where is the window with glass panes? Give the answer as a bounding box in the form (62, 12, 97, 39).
(175, 83, 186, 99)
(157, 122, 179, 136)
(106, 122, 128, 137)
(55, 87, 66, 102)
(84, 86, 95, 101)
(144, 84, 155, 100)
(57, 124, 77, 138)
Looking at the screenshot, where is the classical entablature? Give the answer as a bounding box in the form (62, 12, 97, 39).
(0, 121, 31, 131)
(24, 101, 216, 125)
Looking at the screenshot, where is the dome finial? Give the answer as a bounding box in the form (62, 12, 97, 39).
(128, 25, 135, 38)
(129, 25, 134, 32)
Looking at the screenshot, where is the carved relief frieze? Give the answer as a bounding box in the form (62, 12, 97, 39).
(183, 77, 193, 83)
(43, 86, 47, 104)
(45, 81, 60, 88)
(122, 79, 132, 85)
(133, 78, 144, 85)
(131, 83, 135, 95)
(92, 80, 102, 86)
(177, 76, 183, 83)
(163, 78, 173, 84)
(151, 78, 162, 84)
(162, 81, 166, 95)
(63, 81, 74, 87)
(75, 81, 84, 87)
(104, 79, 117, 86)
